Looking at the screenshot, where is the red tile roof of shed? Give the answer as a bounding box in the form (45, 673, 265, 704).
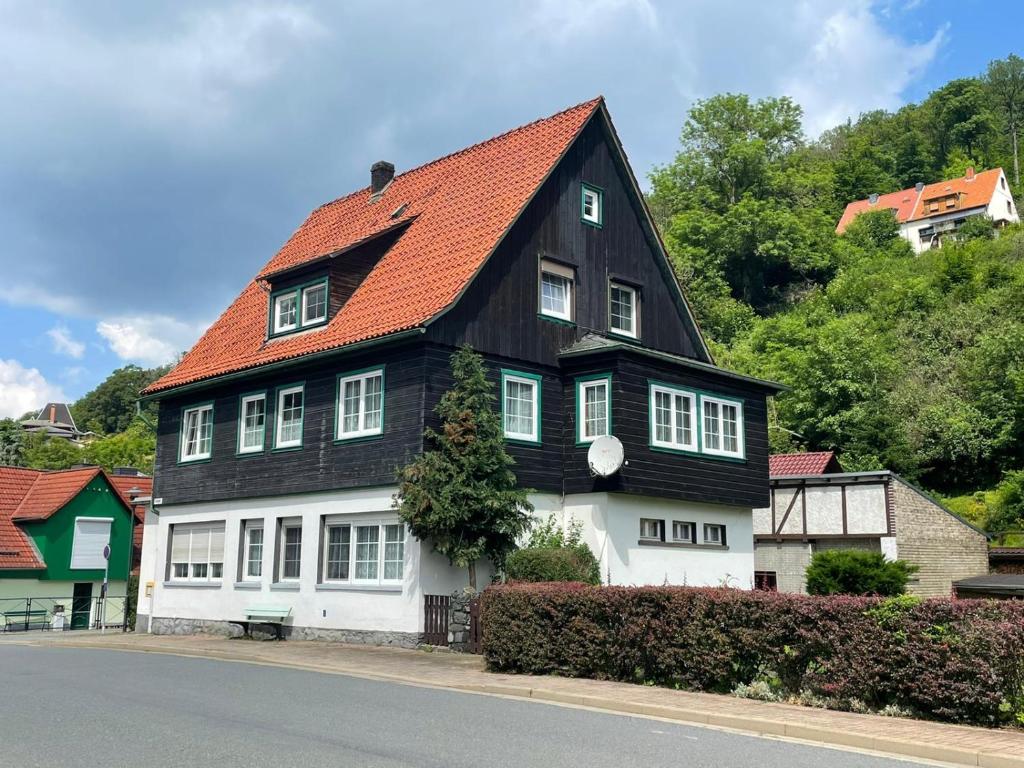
(769, 452, 842, 477)
(145, 98, 604, 395)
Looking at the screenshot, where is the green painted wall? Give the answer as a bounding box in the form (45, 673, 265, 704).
(11, 476, 133, 582)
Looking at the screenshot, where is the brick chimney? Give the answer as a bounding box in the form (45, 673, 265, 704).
(371, 161, 394, 194)
(966, 166, 975, 181)
(48, 404, 56, 422)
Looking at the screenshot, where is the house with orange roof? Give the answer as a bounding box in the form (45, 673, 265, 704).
(836, 167, 1019, 253)
(0, 465, 136, 631)
(134, 98, 783, 643)
(753, 453, 988, 596)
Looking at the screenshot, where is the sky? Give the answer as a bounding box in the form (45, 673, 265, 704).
(0, 0, 1021, 419)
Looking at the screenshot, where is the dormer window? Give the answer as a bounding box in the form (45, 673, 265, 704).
(270, 278, 329, 337)
(581, 183, 602, 227)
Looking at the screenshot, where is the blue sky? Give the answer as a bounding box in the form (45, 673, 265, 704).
(0, 0, 1021, 418)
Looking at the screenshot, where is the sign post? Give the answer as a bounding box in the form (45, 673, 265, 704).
(101, 543, 110, 634)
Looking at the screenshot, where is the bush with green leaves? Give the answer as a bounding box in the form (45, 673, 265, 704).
(506, 515, 601, 585)
(805, 549, 918, 596)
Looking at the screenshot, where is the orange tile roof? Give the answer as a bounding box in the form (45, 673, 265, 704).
(11, 466, 103, 521)
(769, 452, 842, 476)
(145, 98, 605, 395)
(0, 467, 44, 569)
(108, 474, 152, 524)
(836, 168, 1005, 233)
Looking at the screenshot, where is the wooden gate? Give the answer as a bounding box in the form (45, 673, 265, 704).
(423, 594, 450, 646)
(467, 596, 482, 654)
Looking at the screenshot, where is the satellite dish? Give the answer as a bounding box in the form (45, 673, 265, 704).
(588, 435, 625, 477)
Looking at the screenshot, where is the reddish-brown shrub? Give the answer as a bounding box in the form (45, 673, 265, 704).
(481, 583, 1024, 726)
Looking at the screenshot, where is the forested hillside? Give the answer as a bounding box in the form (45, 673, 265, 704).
(649, 55, 1024, 535)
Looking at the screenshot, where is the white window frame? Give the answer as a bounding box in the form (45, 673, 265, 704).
(179, 403, 214, 462)
(703, 523, 726, 546)
(609, 282, 638, 338)
(672, 521, 695, 544)
(539, 259, 574, 321)
(501, 370, 540, 443)
(336, 369, 385, 440)
(577, 376, 611, 443)
(301, 282, 328, 326)
(273, 292, 298, 334)
(581, 184, 602, 226)
(241, 521, 264, 581)
(700, 394, 745, 459)
(169, 522, 225, 583)
(649, 383, 698, 453)
(237, 393, 267, 454)
(321, 518, 405, 587)
(274, 384, 304, 449)
(70, 517, 113, 570)
(639, 518, 663, 541)
(278, 521, 303, 581)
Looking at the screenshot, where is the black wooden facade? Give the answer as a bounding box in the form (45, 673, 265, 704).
(153, 110, 777, 510)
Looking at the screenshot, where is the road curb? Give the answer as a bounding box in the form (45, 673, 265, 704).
(20, 639, 1024, 768)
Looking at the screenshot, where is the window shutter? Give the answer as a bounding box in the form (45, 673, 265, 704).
(209, 525, 225, 561)
(70, 519, 112, 569)
(170, 526, 191, 562)
(190, 527, 211, 562)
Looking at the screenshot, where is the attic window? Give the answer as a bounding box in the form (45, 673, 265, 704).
(581, 183, 603, 227)
(390, 203, 408, 219)
(271, 278, 329, 336)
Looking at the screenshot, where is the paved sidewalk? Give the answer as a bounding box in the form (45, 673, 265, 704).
(6, 631, 1023, 768)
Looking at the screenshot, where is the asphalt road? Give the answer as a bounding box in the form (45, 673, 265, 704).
(0, 646, 932, 768)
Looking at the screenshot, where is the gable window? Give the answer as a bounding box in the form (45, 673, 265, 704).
(70, 518, 112, 570)
(270, 279, 329, 336)
(581, 183, 603, 227)
(501, 370, 541, 443)
(703, 523, 726, 546)
(609, 282, 637, 338)
(274, 384, 304, 449)
(237, 393, 266, 454)
(639, 518, 664, 541)
(1009, 200, 1013, 215)
(539, 259, 574, 322)
(336, 368, 384, 440)
(241, 521, 263, 580)
(180, 403, 214, 462)
(701, 395, 744, 459)
(672, 521, 695, 544)
(273, 292, 298, 334)
(649, 383, 697, 453)
(302, 282, 328, 326)
(278, 521, 302, 580)
(577, 375, 611, 443)
(320, 519, 405, 586)
(169, 523, 225, 582)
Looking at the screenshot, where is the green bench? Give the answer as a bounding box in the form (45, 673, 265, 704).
(2, 609, 50, 632)
(232, 605, 292, 640)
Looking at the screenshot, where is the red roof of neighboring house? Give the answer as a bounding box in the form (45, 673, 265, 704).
(108, 474, 152, 524)
(836, 168, 1005, 233)
(769, 452, 843, 477)
(144, 98, 604, 395)
(0, 466, 135, 570)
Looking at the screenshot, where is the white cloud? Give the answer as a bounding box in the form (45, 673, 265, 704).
(0, 359, 67, 419)
(96, 315, 207, 367)
(46, 325, 85, 359)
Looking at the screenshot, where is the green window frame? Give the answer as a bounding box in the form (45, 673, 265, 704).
(236, 391, 267, 455)
(646, 380, 746, 461)
(576, 374, 612, 444)
(178, 401, 214, 463)
(500, 369, 542, 444)
(269, 277, 329, 337)
(581, 183, 603, 227)
(335, 367, 385, 441)
(272, 383, 305, 451)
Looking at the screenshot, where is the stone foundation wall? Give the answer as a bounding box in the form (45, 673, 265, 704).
(150, 616, 420, 648)
(447, 589, 479, 652)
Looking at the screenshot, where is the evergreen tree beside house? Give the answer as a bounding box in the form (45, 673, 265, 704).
(135, 98, 782, 644)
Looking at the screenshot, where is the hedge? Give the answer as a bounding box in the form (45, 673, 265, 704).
(506, 546, 601, 585)
(481, 583, 1024, 726)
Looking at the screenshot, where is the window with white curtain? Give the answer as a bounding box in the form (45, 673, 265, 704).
(275, 385, 304, 449)
(701, 395, 744, 458)
(649, 383, 697, 452)
(238, 393, 266, 454)
(501, 371, 540, 443)
(169, 523, 225, 582)
(577, 376, 610, 443)
(180, 403, 213, 462)
(336, 369, 384, 439)
(320, 519, 405, 586)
